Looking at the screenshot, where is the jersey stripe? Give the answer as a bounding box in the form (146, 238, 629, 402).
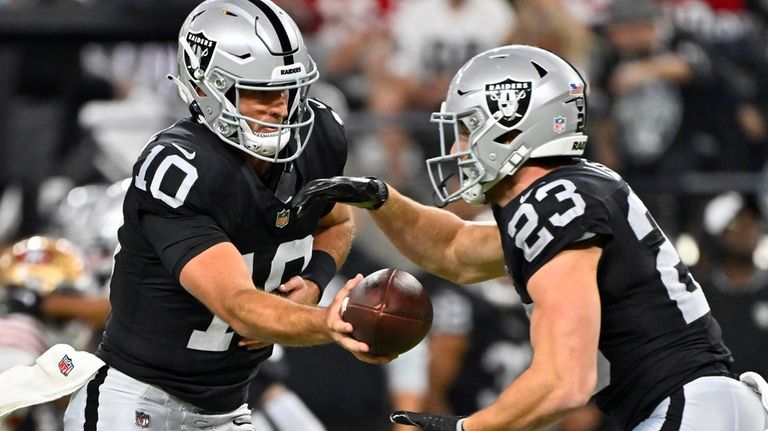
(660, 389, 685, 431)
(84, 366, 108, 431)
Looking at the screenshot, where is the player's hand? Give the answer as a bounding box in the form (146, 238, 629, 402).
(326, 274, 395, 365)
(291, 176, 388, 216)
(238, 338, 273, 351)
(277, 276, 321, 305)
(390, 411, 466, 431)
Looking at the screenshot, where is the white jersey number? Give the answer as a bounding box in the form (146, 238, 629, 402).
(626, 190, 709, 323)
(134, 145, 199, 208)
(508, 179, 586, 261)
(186, 236, 314, 352)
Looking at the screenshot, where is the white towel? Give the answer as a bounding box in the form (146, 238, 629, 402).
(0, 344, 105, 418)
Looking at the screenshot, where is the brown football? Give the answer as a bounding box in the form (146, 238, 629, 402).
(342, 268, 433, 356)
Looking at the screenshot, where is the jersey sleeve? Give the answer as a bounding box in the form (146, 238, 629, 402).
(510, 177, 614, 287)
(305, 99, 349, 217)
(130, 139, 230, 280)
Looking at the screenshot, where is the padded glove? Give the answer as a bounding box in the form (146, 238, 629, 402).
(291, 176, 388, 215)
(390, 411, 465, 431)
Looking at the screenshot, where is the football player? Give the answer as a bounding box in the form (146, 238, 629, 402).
(290, 45, 768, 430)
(62, 1, 389, 430)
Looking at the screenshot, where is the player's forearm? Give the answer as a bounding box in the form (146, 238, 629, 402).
(227, 288, 332, 346)
(313, 203, 355, 266)
(463, 367, 592, 431)
(369, 187, 468, 281)
(43, 294, 111, 327)
(370, 187, 504, 284)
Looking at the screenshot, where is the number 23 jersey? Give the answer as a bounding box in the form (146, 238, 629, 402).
(97, 101, 347, 412)
(492, 158, 732, 429)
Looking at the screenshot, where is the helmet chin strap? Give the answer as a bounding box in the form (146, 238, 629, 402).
(460, 145, 531, 205)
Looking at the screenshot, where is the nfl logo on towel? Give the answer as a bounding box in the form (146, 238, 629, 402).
(135, 410, 151, 428)
(58, 355, 74, 376)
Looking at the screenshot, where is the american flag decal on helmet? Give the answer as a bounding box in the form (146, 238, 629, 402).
(569, 82, 584, 95)
(58, 354, 74, 376)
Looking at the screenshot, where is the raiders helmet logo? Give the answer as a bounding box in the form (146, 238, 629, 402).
(184, 31, 217, 76)
(485, 78, 532, 129)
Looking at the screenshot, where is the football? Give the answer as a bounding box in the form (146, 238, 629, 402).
(341, 268, 433, 356)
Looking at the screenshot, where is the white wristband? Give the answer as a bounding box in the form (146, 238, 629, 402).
(456, 418, 466, 431)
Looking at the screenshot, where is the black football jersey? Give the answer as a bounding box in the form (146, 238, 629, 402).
(96, 100, 348, 412)
(492, 158, 732, 429)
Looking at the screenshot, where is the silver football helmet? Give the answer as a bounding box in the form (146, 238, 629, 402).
(171, 0, 319, 162)
(428, 45, 588, 205)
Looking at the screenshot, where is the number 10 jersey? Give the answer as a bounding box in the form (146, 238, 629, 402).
(97, 102, 348, 413)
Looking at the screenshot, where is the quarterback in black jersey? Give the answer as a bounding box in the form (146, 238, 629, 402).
(63, 1, 389, 431)
(292, 45, 768, 430)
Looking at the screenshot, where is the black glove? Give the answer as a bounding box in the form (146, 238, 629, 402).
(291, 176, 388, 215)
(390, 411, 465, 431)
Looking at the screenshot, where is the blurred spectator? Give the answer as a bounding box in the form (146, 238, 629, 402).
(0, 235, 109, 431)
(0, 36, 118, 243)
(668, 0, 768, 164)
(560, 0, 612, 27)
(695, 192, 768, 377)
(587, 0, 761, 235)
(424, 275, 531, 416)
(366, 0, 516, 192)
(590, 0, 767, 178)
(589, 0, 695, 174)
(309, 0, 395, 110)
(247, 345, 327, 431)
(507, 0, 596, 74)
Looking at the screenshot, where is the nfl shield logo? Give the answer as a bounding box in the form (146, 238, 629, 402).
(135, 411, 151, 428)
(485, 78, 532, 129)
(276, 209, 290, 228)
(58, 355, 74, 376)
(553, 116, 567, 134)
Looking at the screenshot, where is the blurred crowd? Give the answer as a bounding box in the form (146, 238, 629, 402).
(2, 0, 768, 430)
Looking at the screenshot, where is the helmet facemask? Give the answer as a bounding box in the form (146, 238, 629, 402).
(428, 107, 489, 206)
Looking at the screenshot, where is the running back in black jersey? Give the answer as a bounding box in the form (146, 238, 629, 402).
(492, 158, 732, 429)
(97, 100, 348, 413)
